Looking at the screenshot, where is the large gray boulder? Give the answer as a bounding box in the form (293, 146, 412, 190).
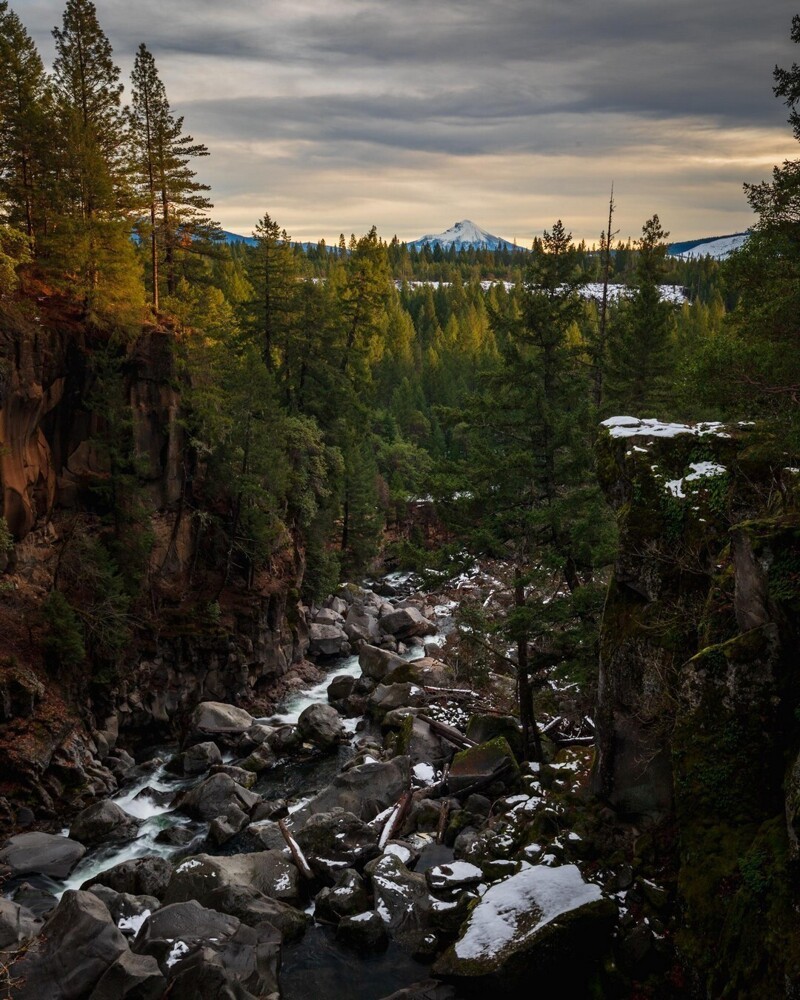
(81, 855, 173, 901)
(0, 832, 86, 879)
(88, 950, 165, 1000)
(69, 801, 140, 847)
(368, 682, 428, 720)
(291, 757, 411, 827)
(344, 606, 382, 645)
(164, 851, 300, 906)
(10, 890, 129, 999)
(132, 899, 281, 997)
(359, 643, 407, 681)
(315, 869, 371, 923)
(297, 703, 345, 748)
(295, 810, 380, 874)
(174, 772, 261, 821)
(203, 883, 310, 942)
(183, 740, 223, 775)
(0, 898, 43, 950)
(379, 607, 437, 639)
(190, 701, 254, 736)
(432, 863, 615, 991)
(365, 854, 430, 950)
(307, 622, 349, 657)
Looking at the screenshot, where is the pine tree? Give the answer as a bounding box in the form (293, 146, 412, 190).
(241, 212, 299, 371)
(130, 42, 218, 307)
(453, 222, 612, 760)
(604, 215, 676, 417)
(50, 0, 141, 318)
(0, 2, 52, 244)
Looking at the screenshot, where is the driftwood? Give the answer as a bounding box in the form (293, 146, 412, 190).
(419, 714, 477, 749)
(278, 819, 314, 880)
(436, 795, 451, 844)
(379, 789, 413, 848)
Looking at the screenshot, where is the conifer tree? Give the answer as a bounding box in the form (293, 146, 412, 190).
(604, 215, 676, 417)
(50, 0, 142, 318)
(242, 212, 299, 371)
(0, 2, 52, 244)
(130, 42, 217, 306)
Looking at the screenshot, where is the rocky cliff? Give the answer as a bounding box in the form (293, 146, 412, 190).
(0, 305, 310, 828)
(593, 415, 800, 995)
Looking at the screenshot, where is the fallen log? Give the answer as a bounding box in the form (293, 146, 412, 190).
(379, 789, 413, 848)
(278, 819, 314, 880)
(419, 714, 477, 749)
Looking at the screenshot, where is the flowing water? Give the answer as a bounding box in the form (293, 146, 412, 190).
(24, 585, 458, 998)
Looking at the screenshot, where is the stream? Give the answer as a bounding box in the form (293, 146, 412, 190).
(30, 580, 458, 999)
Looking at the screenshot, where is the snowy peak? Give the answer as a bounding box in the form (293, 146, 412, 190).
(669, 232, 749, 261)
(409, 219, 520, 253)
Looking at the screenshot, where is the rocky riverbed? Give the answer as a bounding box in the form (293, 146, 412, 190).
(0, 576, 674, 999)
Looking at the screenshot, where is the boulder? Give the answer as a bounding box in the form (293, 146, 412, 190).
(368, 682, 428, 720)
(466, 714, 524, 760)
(433, 863, 616, 990)
(358, 643, 407, 681)
(365, 854, 430, 949)
(132, 899, 282, 996)
(326, 595, 348, 616)
(69, 801, 140, 847)
(344, 607, 382, 645)
(315, 869, 371, 923)
(86, 886, 160, 935)
(164, 851, 300, 906)
(190, 701, 254, 737)
(336, 910, 389, 952)
(448, 737, 520, 794)
(81, 856, 173, 901)
(379, 607, 437, 640)
(291, 757, 411, 826)
(297, 703, 345, 748)
(10, 890, 129, 999)
(203, 883, 310, 942)
(295, 810, 380, 874)
(327, 673, 356, 705)
(0, 898, 43, 950)
(174, 772, 261, 820)
(308, 622, 349, 658)
(425, 861, 483, 894)
(238, 744, 276, 773)
(88, 950, 165, 1000)
(207, 804, 249, 846)
(183, 741, 223, 776)
(209, 763, 257, 788)
(314, 607, 344, 626)
(0, 832, 86, 879)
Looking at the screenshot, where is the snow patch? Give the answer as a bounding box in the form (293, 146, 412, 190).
(453, 863, 603, 962)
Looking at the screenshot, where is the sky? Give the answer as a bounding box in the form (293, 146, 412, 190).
(14, 0, 800, 245)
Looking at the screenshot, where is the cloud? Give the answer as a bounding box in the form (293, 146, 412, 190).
(10, 0, 799, 240)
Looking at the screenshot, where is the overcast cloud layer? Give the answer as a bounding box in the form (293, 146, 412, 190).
(14, 0, 800, 243)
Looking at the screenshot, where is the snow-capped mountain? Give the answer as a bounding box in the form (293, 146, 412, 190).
(409, 220, 521, 253)
(669, 233, 749, 261)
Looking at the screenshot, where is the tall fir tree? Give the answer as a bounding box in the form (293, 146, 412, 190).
(604, 215, 676, 417)
(129, 42, 217, 308)
(51, 0, 142, 319)
(242, 212, 299, 372)
(0, 2, 52, 245)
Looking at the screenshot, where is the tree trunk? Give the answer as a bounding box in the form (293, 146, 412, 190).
(515, 567, 543, 763)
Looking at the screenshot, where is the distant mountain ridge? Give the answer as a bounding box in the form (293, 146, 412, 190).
(408, 219, 521, 253)
(667, 232, 749, 260)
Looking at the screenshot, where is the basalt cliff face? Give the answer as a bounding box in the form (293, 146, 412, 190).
(0, 306, 309, 828)
(593, 416, 800, 995)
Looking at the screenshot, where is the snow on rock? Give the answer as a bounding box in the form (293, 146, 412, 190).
(602, 416, 728, 439)
(666, 461, 727, 499)
(444, 863, 605, 968)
